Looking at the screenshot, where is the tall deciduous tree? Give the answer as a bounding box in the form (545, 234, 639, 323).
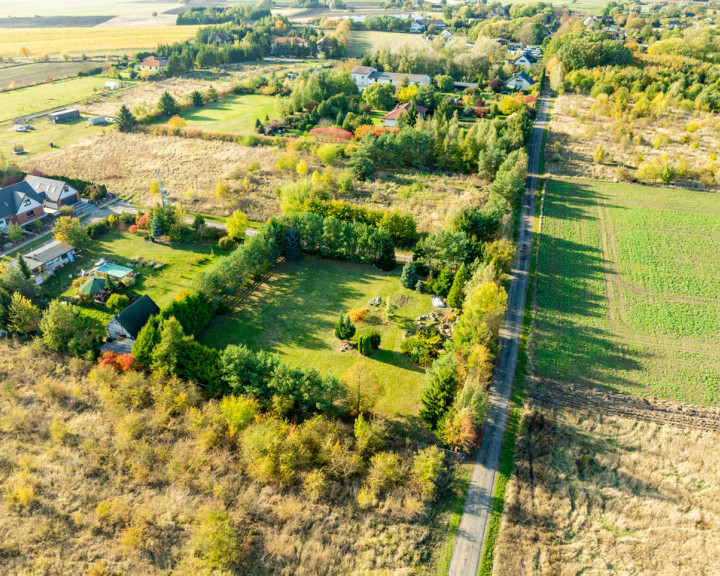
(226, 210, 248, 242)
(343, 362, 384, 415)
(53, 216, 89, 250)
(7, 293, 41, 335)
(40, 300, 95, 356)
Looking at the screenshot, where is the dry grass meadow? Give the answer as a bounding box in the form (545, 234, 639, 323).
(546, 93, 720, 188)
(22, 130, 488, 231)
(0, 340, 464, 575)
(492, 406, 720, 576)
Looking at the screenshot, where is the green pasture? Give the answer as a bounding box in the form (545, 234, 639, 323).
(199, 257, 436, 419)
(46, 229, 226, 308)
(346, 30, 427, 58)
(534, 178, 720, 405)
(0, 75, 119, 122)
(0, 116, 109, 158)
(176, 94, 279, 133)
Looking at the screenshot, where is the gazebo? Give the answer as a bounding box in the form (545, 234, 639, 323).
(80, 276, 106, 295)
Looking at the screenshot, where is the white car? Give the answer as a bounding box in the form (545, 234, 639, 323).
(14, 126, 28, 132)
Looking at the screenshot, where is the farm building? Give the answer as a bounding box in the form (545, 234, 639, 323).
(48, 109, 79, 124)
(105, 294, 160, 340)
(88, 116, 106, 126)
(17, 240, 77, 285)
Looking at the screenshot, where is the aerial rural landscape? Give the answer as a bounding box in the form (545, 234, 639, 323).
(0, 0, 718, 574)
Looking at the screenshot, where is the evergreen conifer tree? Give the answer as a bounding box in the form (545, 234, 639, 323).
(406, 101, 418, 127)
(420, 355, 458, 430)
(150, 215, 164, 240)
(334, 315, 356, 340)
(400, 261, 418, 289)
(285, 226, 302, 261)
(158, 92, 179, 118)
(375, 232, 395, 271)
(447, 263, 469, 309)
(191, 90, 204, 107)
(117, 105, 137, 133)
(132, 315, 162, 367)
(16, 254, 32, 281)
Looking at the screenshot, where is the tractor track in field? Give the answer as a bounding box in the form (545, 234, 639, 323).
(531, 378, 720, 432)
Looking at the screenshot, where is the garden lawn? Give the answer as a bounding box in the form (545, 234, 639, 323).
(0, 117, 109, 158)
(0, 76, 117, 122)
(45, 229, 226, 308)
(199, 258, 436, 419)
(177, 94, 279, 133)
(534, 178, 720, 405)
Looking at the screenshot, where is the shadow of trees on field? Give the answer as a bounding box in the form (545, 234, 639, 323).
(534, 181, 651, 394)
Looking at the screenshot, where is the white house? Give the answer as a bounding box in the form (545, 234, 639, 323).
(18, 240, 77, 285)
(583, 16, 597, 27)
(506, 71, 535, 90)
(382, 102, 428, 127)
(24, 175, 81, 211)
(350, 66, 431, 89)
(410, 20, 425, 33)
(513, 53, 537, 69)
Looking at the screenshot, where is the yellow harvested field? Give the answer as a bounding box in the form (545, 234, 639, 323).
(0, 26, 201, 57)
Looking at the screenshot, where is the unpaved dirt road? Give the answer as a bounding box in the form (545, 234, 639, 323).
(447, 82, 551, 576)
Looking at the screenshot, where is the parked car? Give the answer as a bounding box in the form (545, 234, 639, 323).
(21, 125, 35, 130)
(14, 126, 28, 132)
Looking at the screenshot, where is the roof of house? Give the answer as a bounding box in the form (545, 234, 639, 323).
(350, 66, 376, 75)
(24, 175, 76, 203)
(0, 181, 44, 220)
(100, 337, 135, 355)
(369, 70, 430, 83)
(140, 56, 167, 66)
(80, 276, 106, 295)
(111, 294, 160, 339)
(18, 240, 75, 271)
(507, 71, 535, 85)
(382, 101, 429, 121)
(514, 53, 537, 64)
(272, 36, 308, 44)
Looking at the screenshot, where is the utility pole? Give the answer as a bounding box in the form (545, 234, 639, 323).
(156, 170, 168, 208)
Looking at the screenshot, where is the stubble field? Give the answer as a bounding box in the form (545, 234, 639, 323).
(533, 178, 720, 406)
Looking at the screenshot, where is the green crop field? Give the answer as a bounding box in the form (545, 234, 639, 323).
(346, 30, 427, 58)
(199, 258, 435, 420)
(534, 178, 720, 406)
(177, 94, 279, 133)
(0, 76, 120, 122)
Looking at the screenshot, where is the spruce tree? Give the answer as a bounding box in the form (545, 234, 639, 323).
(400, 261, 418, 289)
(16, 254, 32, 281)
(191, 90, 204, 107)
(285, 226, 302, 262)
(420, 355, 458, 430)
(158, 91, 179, 118)
(117, 105, 137, 133)
(150, 216, 164, 240)
(405, 101, 419, 126)
(335, 315, 356, 340)
(132, 315, 162, 367)
(375, 232, 395, 271)
(447, 263, 469, 309)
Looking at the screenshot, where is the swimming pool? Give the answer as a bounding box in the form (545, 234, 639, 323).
(96, 263, 133, 278)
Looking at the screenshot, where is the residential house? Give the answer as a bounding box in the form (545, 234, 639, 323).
(439, 29, 454, 44)
(271, 36, 308, 49)
(209, 31, 232, 44)
(382, 102, 428, 127)
(17, 240, 77, 285)
(0, 181, 47, 231)
(492, 37, 511, 46)
(350, 66, 431, 89)
(513, 52, 538, 69)
(583, 16, 597, 27)
(48, 109, 79, 124)
(105, 294, 160, 340)
(138, 56, 167, 72)
(427, 19, 447, 29)
(410, 20, 426, 33)
(506, 71, 535, 90)
(24, 175, 81, 210)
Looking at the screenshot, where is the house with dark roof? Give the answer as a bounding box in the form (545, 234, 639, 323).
(506, 71, 535, 90)
(513, 52, 538, 69)
(350, 66, 431, 89)
(105, 294, 160, 340)
(0, 181, 47, 231)
(16, 240, 77, 284)
(382, 102, 428, 127)
(24, 175, 81, 210)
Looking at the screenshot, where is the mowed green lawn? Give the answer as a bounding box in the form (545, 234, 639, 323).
(0, 117, 109, 158)
(0, 76, 115, 122)
(178, 94, 278, 133)
(199, 258, 436, 418)
(45, 229, 226, 308)
(346, 30, 426, 58)
(534, 178, 720, 405)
